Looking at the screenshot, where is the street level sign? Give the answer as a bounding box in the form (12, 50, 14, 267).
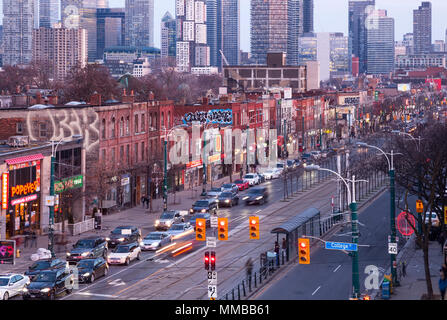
(207, 271, 217, 285)
(325, 241, 358, 252)
(444, 206, 447, 225)
(206, 237, 217, 248)
(397, 211, 415, 237)
(210, 216, 218, 228)
(208, 285, 217, 299)
(388, 243, 397, 255)
(416, 200, 423, 213)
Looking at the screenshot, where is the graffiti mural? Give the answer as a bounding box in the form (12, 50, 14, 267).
(182, 109, 233, 125)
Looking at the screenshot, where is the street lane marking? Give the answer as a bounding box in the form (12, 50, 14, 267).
(333, 265, 341, 273)
(108, 279, 126, 287)
(75, 292, 118, 298)
(312, 286, 321, 296)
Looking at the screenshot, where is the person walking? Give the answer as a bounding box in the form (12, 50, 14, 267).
(245, 258, 253, 284)
(274, 241, 280, 267)
(439, 271, 447, 300)
(31, 230, 37, 248)
(24, 228, 30, 248)
(281, 238, 287, 263)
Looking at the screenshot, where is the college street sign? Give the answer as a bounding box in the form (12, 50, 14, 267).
(54, 175, 83, 193)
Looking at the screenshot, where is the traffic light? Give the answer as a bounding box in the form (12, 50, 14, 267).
(210, 251, 216, 271)
(204, 251, 210, 270)
(196, 218, 206, 241)
(249, 216, 260, 240)
(298, 238, 310, 264)
(218, 218, 228, 241)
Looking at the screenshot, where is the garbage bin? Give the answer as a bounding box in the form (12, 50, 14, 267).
(382, 281, 390, 300)
(94, 214, 102, 230)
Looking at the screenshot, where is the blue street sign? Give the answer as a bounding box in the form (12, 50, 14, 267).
(325, 241, 358, 252)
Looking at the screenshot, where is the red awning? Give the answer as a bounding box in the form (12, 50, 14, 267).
(5, 153, 44, 165)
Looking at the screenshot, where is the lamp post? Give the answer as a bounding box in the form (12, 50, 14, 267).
(49, 135, 82, 258)
(357, 142, 401, 286)
(305, 164, 362, 299)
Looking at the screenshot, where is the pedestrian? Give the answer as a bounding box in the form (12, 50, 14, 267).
(274, 241, 280, 266)
(24, 228, 30, 248)
(281, 238, 287, 262)
(141, 196, 145, 208)
(439, 271, 447, 300)
(245, 258, 253, 282)
(31, 230, 37, 248)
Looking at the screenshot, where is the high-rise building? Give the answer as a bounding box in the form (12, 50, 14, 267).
(413, 2, 432, 54)
(161, 11, 176, 61)
(175, 0, 210, 72)
(33, 25, 88, 80)
(403, 33, 414, 55)
(251, 0, 289, 65)
(39, 0, 60, 28)
(366, 9, 394, 74)
(287, 0, 304, 66)
(330, 33, 349, 75)
(348, 0, 375, 74)
(432, 40, 445, 53)
(207, 0, 240, 69)
(303, 0, 313, 33)
(125, 0, 154, 48)
(3, 0, 34, 66)
(97, 8, 125, 60)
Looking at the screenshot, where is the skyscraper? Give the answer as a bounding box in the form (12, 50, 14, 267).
(97, 8, 125, 60)
(161, 11, 176, 60)
(287, 0, 304, 66)
(366, 9, 394, 74)
(251, 0, 288, 65)
(303, 0, 313, 33)
(207, 0, 239, 69)
(413, 2, 432, 54)
(348, 0, 375, 74)
(176, 0, 209, 72)
(3, 0, 34, 66)
(125, 0, 155, 48)
(39, 0, 60, 28)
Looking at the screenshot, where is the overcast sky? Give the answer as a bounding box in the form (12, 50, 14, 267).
(2, 0, 446, 51)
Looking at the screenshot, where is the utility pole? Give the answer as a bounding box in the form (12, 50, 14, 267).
(163, 138, 168, 212)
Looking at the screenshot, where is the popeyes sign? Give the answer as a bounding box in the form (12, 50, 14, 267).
(11, 181, 39, 198)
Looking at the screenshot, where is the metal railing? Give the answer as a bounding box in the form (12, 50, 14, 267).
(68, 218, 95, 236)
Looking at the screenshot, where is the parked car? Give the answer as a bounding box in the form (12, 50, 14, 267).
(66, 236, 108, 263)
(106, 226, 142, 248)
(234, 179, 249, 191)
(76, 257, 109, 283)
(25, 259, 67, 280)
(155, 210, 185, 231)
(190, 213, 211, 229)
(166, 223, 194, 239)
(242, 186, 269, 205)
(243, 173, 260, 186)
(140, 232, 172, 251)
(107, 242, 141, 266)
(221, 183, 239, 194)
(425, 212, 440, 227)
(0, 274, 30, 300)
(262, 168, 281, 180)
(257, 173, 266, 183)
(22, 269, 74, 300)
(218, 191, 239, 207)
(276, 162, 286, 171)
(189, 199, 218, 214)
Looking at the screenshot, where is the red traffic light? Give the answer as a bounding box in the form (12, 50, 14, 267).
(210, 251, 216, 270)
(204, 252, 210, 270)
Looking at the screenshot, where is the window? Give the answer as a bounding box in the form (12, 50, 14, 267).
(101, 119, 106, 139)
(149, 113, 152, 130)
(16, 122, 23, 134)
(134, 114, 139, 133)
(119, 117, 124, 137)
(141, 114, 145, 132)
(101, 149, 106, 162)
(126, 116, 130, 135)
(39, 123, 47, 138)
(120, 146, 124, 163)
(111, 147, 115, 165)
(126, 145, 130, 165)
(141, 142, 145, 161)
(111, 117, 116, 138)
(167, 112, 171, 128)
(161, 112, 164, 128)
(134, 143, 138, 163)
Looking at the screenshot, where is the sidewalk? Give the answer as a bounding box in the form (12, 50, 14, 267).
(0, 172, 241, 274)
(387, 237, 446, 300)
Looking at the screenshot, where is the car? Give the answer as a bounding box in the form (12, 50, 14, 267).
(425, 212, 440, 227)
(140, 232, 172, 251)
(190, 212, 211, 229)
(257, 173, 266, 183)
(106, 226, 142, 248)
(217, 191, 239, 207)
(221, 183, 239, 194)
(155, 210, 185, 231)
(166, 223, 194, 239)
(301, 153, 312, 162)
(189, 199, 218, 214)
(205, 187, 223, 199)
(242, 186, 269, 205)
(243, 173, 260, 186)
(311, 151, 321, 160)
(76, 257, 109, 283)
(24, 258, 67, 280)
(22, 269, 74, 300)
(66, 236, 108, 263)
(0, 274, 30, 300)
(107, 242, 141, 266)
(286, 160, 297, 169)
(234, 179, 249, 190)
(262, 168, 281, 180)
(276, 162, 286, 170)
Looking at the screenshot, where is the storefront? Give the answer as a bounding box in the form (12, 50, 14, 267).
(3, 154, 43, 239)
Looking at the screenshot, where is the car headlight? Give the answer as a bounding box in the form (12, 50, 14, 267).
(201, 209, 206, 213)
(22, 288, 28, 293)
(66, 252, 71, 256)
(225, 200, 230, 203)
(243, 196, 249, 200)
(166, 221, 171, 227)
(140, 241, 145, 246)
(41, 288, 51, 293)
(81, 252, 90, 257)
(106, 237, 110, 241)
(155, 220, 160, 226)
(83, 273, 90, 277)
(190, 209, 193, 213)
(118, 238, 125, 242)
(256, 196, 263, 200)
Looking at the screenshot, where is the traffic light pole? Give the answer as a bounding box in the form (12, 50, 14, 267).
(349, 180, 360, 299)
(390, 167, 399, 286)
(163, 139, 168, 212)
(48, 153, 56, 258)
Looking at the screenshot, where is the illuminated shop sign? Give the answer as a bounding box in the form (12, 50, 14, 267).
(2, 173, 8, 209)
(11, 181, 39, 198)
(11, 194, 38, 206)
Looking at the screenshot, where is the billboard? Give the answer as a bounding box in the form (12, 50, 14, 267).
(398, 83, 411, 92)
(425, 78, 442, 91)
(0, 240, 15, 264)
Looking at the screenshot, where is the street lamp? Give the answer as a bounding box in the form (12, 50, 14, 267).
(357, 141, 402, 286)
(49, 135, 82, 258)
(305, 164, 362, 299)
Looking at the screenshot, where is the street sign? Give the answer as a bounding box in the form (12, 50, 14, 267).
(210, 216, 218, 228)
(388, 243, 397, 255)
(207, 271, 217, 285)
(45, 196, 55, 206)
(397, 211, 415, 237)
(416, 200, 423, 213)
(325, 241, 358, 252)
(208, 285, 217, 299)
(0, 240, 15, 265)
(206, 237, 217, 248)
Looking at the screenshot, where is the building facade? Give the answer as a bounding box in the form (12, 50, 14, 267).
(286, 0, 304, 66)
(125, 0, 155, 48)
(161, 11, 177, 61)
(96, 8, 126, 61)
(2, 0, 34, 66)
(396, 54, 446, 71)
(39, 0, 60, 28)
(413, 1, 432, 55)
(302, 0, 313, 33)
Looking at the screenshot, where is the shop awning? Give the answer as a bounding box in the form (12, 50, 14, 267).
(5, 153, 44, 165)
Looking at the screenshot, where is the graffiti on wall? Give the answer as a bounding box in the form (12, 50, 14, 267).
(182, 109, 233, 125)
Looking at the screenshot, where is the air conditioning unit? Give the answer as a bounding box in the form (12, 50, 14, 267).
(7, 135, 30, 148)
